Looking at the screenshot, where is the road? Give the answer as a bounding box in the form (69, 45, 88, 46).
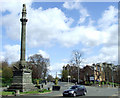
(27, 82, 119, 97)
(28, 82, 72, 96)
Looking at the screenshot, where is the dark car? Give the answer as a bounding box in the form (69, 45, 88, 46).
(63, 85, 87, 97)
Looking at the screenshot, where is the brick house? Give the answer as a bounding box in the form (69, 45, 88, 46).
(82, 65, 94, 82)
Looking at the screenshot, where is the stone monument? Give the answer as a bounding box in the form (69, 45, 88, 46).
(7, 4, 37, 92)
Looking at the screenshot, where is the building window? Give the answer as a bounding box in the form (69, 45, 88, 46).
(97, 67, 100, 71)
(101, 67, 103, 71)
(94, 67, 96, 70)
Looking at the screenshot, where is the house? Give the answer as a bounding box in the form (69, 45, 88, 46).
(82, 65, 94, 82)
(92, 63, 105, 82)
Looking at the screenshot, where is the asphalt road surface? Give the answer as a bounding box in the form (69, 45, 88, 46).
(25, 82, 119, 97)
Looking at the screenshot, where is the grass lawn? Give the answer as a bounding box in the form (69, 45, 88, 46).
(0, 89, 51, 96)
(20, 89, 51, 94)
(0, 91, 14, 96)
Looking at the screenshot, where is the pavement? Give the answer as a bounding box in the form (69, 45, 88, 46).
(26, 82, 74, 96)
(42, 82, 54, 90)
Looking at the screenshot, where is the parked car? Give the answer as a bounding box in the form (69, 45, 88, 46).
(63, 85, 87, 97)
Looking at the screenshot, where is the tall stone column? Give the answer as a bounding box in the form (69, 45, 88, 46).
(20, 4, 28, 68)
(7, 4, 37, 92)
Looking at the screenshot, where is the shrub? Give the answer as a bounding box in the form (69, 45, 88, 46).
(95, 81, 97, 84)
(2, 78, 13, 87)
(99, 82, 101, 85)
(85, 81, 87, 84)
(32, 78, 44, 84)
(90, 81, 93, 84)
(102, 82, 104, 85)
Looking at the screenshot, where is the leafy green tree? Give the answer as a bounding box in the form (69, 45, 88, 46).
(2, 67, 13, 79)
(47, 74, 53, 82)
(2, 60, 13, 86)
(61, 64, 80, 82)
(61, 69, 68, 82)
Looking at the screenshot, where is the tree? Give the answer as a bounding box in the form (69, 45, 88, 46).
(28, 54, 50, 79)
(61, 68, 68, 82)
(70, 50, 83, 83)
(47, 74, 54, 82)
(61, 64, 80, 83)
(2, 60, 13, 86)
(2, 60, 13, 79)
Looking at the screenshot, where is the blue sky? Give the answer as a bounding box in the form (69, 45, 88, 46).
(0, 1, 118, 77)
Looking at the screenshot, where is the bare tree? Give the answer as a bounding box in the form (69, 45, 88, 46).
(28, 54, 50, 79)
(70, 50, 83, 83)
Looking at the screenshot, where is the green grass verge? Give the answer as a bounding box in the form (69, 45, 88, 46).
(20, 89, 51, 94)
(0, 91, 14, 96)
(0, 89, 51, 96)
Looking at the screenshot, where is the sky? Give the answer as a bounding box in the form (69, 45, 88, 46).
(0, 0, 119, 77)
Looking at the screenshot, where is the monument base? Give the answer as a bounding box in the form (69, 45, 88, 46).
(7, 69, 37, 92)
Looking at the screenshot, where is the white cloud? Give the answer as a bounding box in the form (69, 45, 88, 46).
(1, 2, 73, 47)
(0, 46, 49, 63)
(1, 2, 118, 68)
(58, 5, 117, 47)
(38, 50, 49, 58)
(97, 5, 118, 47)
(1, 0, 33, 40)
(104, 24, 118, 46)
(84, 45, 118, 65)
(28, 50, 50, 59)
(81, 47, 93, 56)
(27, 7, 71, 47)
(78, 6, 89, 24)
(98, 5, 118, 30)
(63, 2, 80, 10)
(58, 25, 110, 47)
(61, 59, 69, 63)
(63, 2, 89, 24)
(1, 45, 20, 63)
(49, 62, 67, 78)
(100, 45, 118, 57)
(2, 2, 117, 48)
(0, 52, 5, 61)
